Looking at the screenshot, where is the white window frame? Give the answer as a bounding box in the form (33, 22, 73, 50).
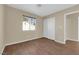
(22, 16, 36, 31)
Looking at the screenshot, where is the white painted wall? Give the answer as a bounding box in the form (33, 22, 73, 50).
(78, 16, 79, 41)
(43, 17, 55, 40)
(0, 5, 5, 54)
(5, 6, 43, 46)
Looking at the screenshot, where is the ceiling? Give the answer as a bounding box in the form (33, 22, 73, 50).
(7, 4, 76, 17)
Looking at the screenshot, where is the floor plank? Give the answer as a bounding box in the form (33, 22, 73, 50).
(2, 38, 79, 55)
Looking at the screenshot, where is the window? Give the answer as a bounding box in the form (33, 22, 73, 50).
(22, 15, 36, 31)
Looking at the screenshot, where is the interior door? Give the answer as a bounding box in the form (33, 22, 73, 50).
(43, 17, 55, 40)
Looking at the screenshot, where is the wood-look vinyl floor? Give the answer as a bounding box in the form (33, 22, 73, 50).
(2, 37, 79, 55)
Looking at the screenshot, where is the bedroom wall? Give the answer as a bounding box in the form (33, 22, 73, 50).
(4, 4, 79, 46)
(0, 5, 5, 54)
(44, 5, 79, 43)
(5, 5, 43, 45)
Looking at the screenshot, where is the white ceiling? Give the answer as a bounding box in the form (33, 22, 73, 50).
(7, 4, 76, 17)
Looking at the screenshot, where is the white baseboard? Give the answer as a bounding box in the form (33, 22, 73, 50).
(43, 36, 55, 40)
(54, 39, 66, 44)
(0, 45, 5, 55)
(66, 38, 79, 42)
(43, 36, 66, 44)
(5, 37, 79, 46)
(5, 37, 42, 46)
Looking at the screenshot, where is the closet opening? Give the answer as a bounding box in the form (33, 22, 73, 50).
(64, 11, 79, 42)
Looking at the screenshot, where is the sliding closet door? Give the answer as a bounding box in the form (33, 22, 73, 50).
(66, 14, 78, 41)
(43, 17, 55, 40)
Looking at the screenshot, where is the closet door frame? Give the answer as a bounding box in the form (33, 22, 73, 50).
(64, 10, 79, 42)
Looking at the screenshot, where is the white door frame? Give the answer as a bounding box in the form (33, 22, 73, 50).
(64, 10, 79, 42)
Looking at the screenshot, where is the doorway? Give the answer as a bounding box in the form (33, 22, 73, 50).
(64, 11, 79, 42)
